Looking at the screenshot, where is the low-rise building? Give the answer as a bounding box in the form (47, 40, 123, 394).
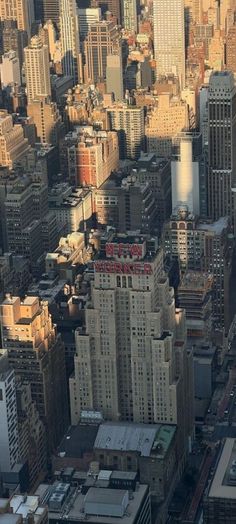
(94, 422, 177, 504)
(9, 495, 47, 524)
(35, 479, 151, 524)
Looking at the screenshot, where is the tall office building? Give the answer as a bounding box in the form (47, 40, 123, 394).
(34, 0, 59, 29)
(153, 0, 186, 88)
(0, 0, 33, 36)
(59, 0, 81, 84)
(164, 207, 233, 328)
(16, 380, 46, 486)
(70, 233, 194, 464)
(208, 71, 236, 222)
(2, 20, 28, 68)
(107, 105, 145, 160)
(84, 20, 120, 83)
(78, 7, 101, 40)
(121, 0, 137, 32)
(226, 24, 236, 72)
(24, 36, 51, 103)
(0, 295, 69, 451)
(146, 93, 190, 157)
(106, 54, 123, 101)
(0, 350, 19, 474)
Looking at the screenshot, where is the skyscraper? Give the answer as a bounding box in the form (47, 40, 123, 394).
(59, 0, 81, 84)
(70, 232, 193, 432)
(0, 0, 34, 36)
(0, 295, 69, 451)
(226, 24, 236, 72)
(84, 20, 120, 83)
(121, 0, 137, 32)
(0, 350, 19, 474)
(106, 54, 124, 101)
(153, 0, 186, 88)
(34, 0, 59, 29)
(107, 105, 145, 160)
(24, 36, 51, 103)
(208, 71, 236, 222)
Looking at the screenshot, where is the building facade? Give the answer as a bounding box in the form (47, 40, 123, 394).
(208, 71, 236, 223)
(84, 21, 120, 83)
(24, 36, 51, 104)
(0, 350, 19, 473)
(70, 232, 194, 465)
(59, 0, 81, 84)
(107, 105, 145, 160)
(153, 0, 186, 88)
(0, 296, 69, 451)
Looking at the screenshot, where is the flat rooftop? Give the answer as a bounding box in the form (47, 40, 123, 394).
(94, 422, 176, 458)
(179, 271, 213, 291)
(0, 516, 22, 524)
(208, 438, 236, 499)
(48, 485, 149, 524)
(198, 216, 228, 234)
(57, 424, 99, 458)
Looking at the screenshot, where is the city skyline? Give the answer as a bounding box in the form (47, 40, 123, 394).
(0, 1, 236, 523)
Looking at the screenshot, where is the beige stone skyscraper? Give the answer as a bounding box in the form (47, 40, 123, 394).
(0, 295, 69, 451)
(59, 0, 81, 84)
(70, 232, 194, 462)
(153, 0, 186, 88)
(0, 0, 33, 36)
(24, 36, 51, 103)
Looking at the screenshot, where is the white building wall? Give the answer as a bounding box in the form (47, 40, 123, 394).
(171, 138, 200, 215)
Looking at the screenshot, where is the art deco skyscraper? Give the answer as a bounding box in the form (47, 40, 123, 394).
(59, 0, 81, 84)
(153, 0, 186, 88)
(70, 232, 194, 459)
(208, 71, 236, 221)
(24, 36, 51, 103)
(84, 20, 120, 83)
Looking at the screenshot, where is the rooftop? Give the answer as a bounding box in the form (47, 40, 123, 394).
(57, 423, 99, 458)
(0, 516, 22, 524)
(48, 484, 149, 524)
(179, 271, 213, 291)
(208, 438, 236, 499)
(198, 216, 228, 234)
(9, 495, 46, 524)
(94, 422, 176, 458)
